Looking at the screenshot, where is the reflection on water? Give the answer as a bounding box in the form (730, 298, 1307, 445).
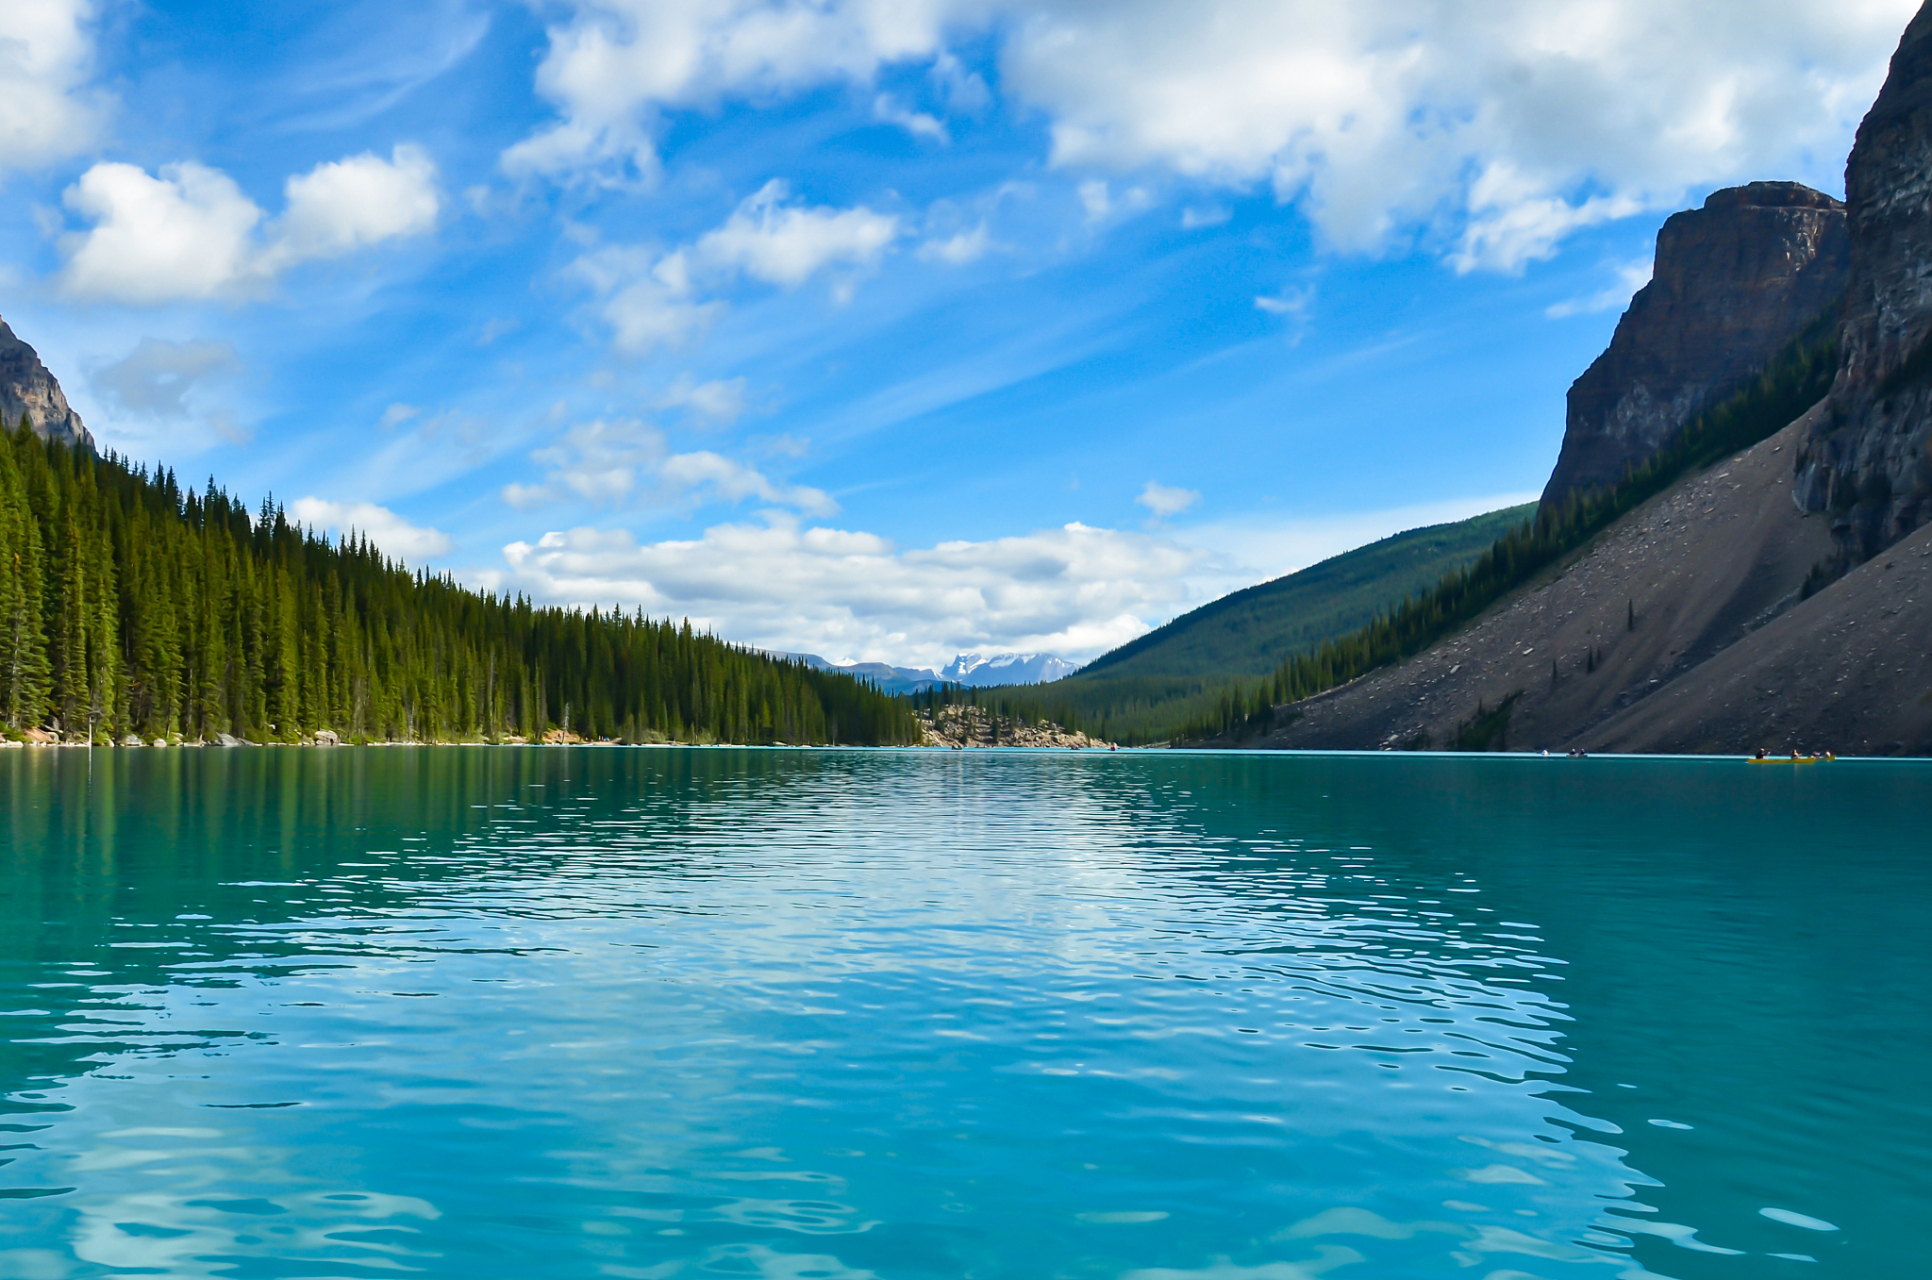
(2, 747, 1927, 1279)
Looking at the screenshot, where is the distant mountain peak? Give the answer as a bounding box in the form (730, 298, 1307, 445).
(941, 653, 1077, 685)
(0, 317, 94, 453)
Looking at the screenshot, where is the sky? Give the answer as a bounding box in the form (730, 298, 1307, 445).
(0, 0, 1918, 669)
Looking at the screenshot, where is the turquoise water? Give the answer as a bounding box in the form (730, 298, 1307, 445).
(1, 749, 1927, 1279)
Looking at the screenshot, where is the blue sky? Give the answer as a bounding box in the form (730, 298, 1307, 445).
(0, 0, 1916, 667)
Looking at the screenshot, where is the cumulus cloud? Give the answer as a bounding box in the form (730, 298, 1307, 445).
(60, 162, 264, 303)
(1001, 0, 1915, 267)
(512, 0, 1917, 268)
(1136, 480, 1199, 519)
(696, 180, 899, 286)
(93, 337, 241, 415)
(488, 517, 1202, 667)
(0, 0, 104, 173)
(265, 145, 441, 267)
(289, 497, 453, 561)
(504, 417, 835, 515)
(576, 181, 899, 352)
(58, 146, 440, 303)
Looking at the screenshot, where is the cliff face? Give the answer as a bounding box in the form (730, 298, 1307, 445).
(0, 318, 94, 452)
(1795, 1, 1932, 562)
(1542, 182, 1847, 508)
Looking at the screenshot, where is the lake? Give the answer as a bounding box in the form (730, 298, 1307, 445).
(1, 747, 1926, 1279)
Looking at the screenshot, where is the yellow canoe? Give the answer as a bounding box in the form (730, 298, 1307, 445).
(1748, 754, 1834, 763)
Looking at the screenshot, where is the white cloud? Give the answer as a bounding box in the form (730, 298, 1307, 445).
(1001, 0, 1917, 266)
(1546, 257, 1655, 319)
(918, 223, 992, 264)
(578, 246, 724, 354)
(505, 416, 835, 515)
(289, 497, 453, 561)
(1136, 480, 1200, 519)
(266, 145, 440, 267)
(0, 0, 103, 173)
(1448, 166, 1645, 273)
(488, 517, 1202, 667)
(514, 0, 1917, 267)
(502, 0, 955, 182)
(575, 181, 899, 352)
(480, 491, 1545, 667)
(1254, 285, 1312, 317)
(660, 375, 749, 424)
(378, 402, 421, 430)
(60, 162, 264, 303)
(696, 180, 898, 286)
(662, 450, 838, 515)
(874, 92, 949, 143)
(93, 337, 240, 415)
(58, 146, 441, 304)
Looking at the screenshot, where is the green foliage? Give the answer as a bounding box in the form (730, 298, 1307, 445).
(0, 423, 916, 746)
(1451, 693, 1520, 752)
(1079, 504, 1538, 682)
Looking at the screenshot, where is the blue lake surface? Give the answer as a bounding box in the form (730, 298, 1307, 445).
(1, 747, 1927, 1279)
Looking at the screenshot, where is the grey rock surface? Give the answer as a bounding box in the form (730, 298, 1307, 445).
(1253, 415, 1840, 753)
(1795, 0, 1932, 561)
(1542, 182, 1847, 508)
(0, 317, 94, 451)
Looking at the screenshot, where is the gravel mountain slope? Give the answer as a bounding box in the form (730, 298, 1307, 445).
(1255, 414, 1834, 753)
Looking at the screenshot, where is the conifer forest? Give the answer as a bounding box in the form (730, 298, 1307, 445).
(0, 421, 917, 746)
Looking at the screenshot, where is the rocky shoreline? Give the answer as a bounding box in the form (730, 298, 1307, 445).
(916, 705, 1111, 749)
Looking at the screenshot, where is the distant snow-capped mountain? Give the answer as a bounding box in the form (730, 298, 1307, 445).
(767, 652, 942, 694)
(767, 650, 1078, 691)
(940, 653, 1078, 686)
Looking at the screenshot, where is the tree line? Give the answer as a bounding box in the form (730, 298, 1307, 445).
(0, 420, 917, 746)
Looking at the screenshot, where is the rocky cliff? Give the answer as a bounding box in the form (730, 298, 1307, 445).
(1542, 182, 1847, 507)
(1795, 1, 1932, 562)
(0, 318, 93, 452)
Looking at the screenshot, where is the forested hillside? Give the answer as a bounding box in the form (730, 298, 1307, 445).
(1077, 504, 1536, 682)
(0, 421, 916, 746)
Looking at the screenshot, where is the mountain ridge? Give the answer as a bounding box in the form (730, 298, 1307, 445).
(0, 318, 94, 453)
